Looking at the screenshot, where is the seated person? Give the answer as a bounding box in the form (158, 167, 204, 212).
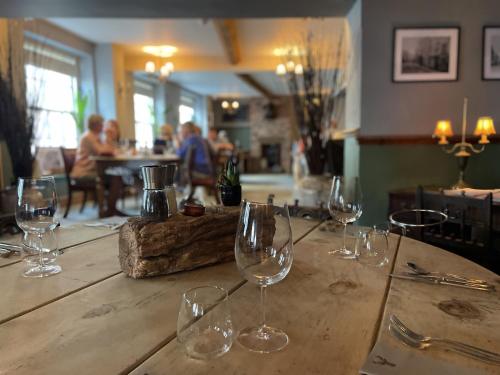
(207, 128, 234, 153)
(176, 122, 213, 177)
(104, 119, 121, 149)
(153, 123, 175, 154)
(71, 114, 115, 178)
(71, 114, 123, 216)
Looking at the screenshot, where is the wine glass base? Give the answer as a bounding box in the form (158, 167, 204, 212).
(328, 248, 357, 260)
(237, 325, 289, 353)
(23, 264, 62, 278)
(359, 256, 389, 268)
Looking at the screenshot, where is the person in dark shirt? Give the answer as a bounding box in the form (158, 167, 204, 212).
(176, 122, 213, 176)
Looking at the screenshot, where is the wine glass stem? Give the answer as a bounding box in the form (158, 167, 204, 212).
(259, 285, 267, 329)
(37, 233, 44, 268)
(342, 223, 347, 250)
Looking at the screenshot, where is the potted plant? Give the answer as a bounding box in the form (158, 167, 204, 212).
(217, 158, 241, 206)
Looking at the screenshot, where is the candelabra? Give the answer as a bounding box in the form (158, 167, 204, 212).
(433, 97, 496, 189)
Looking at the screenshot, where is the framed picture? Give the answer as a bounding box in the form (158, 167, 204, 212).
(482, 26, 500, 80)
(392, 27, 460, 82)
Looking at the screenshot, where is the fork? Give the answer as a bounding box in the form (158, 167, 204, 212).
(406, 262, 490, 286)
(389, 315, 500, 365)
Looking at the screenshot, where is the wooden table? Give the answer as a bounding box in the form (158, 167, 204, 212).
(92, 154, 180, 217)
(0, 218, 499, 374)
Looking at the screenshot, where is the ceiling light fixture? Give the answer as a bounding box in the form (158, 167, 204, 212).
(221, 100, 230, 109)
(145, 61, 156, 73)
(231, 101, 240, 109)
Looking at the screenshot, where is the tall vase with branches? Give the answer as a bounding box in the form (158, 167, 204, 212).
(281, 32, 345, 176)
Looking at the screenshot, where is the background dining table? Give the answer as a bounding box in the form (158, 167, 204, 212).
(0, 217, 499, 374)
(91, 154, 180, 217)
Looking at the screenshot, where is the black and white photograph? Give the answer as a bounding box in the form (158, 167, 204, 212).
(483, 26, 500, 80)
(393, 27, 460, 82)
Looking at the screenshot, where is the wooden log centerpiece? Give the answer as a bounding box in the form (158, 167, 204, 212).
(119, 207, 241, 279)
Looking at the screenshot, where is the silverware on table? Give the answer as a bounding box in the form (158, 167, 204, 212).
(390, 273, 495, 291)
(389, 314, 500, 365)
(406, 262, 489, 286)
(0, 242, 22, 258)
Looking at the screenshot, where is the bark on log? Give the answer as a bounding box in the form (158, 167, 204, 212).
(119, 207, 241, 279)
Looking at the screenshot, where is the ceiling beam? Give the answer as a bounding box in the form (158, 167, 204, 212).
(237, 73, 275, 100)
(213, 19, 241, 65)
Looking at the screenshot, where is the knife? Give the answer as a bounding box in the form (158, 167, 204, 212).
(390, 273, 495, 292)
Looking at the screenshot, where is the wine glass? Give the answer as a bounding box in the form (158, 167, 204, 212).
(328, 176, 362, 259)
(234, 201, 293, 353)
(15, 177, 62, 277)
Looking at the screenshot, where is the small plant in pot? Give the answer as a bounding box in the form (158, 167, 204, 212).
(217, 159, 242, 206)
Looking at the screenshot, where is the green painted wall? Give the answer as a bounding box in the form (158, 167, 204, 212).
(220, 127, 251, 151)
(359, 143, 500, 225)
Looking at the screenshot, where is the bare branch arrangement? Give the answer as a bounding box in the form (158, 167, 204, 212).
(282, 31, 345, 175)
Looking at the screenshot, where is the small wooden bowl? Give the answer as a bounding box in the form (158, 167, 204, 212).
(183, 203, 206, 217)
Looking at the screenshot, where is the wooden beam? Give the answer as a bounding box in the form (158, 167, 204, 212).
(237, 73, 275, 100)
(213, 19, 241, 65)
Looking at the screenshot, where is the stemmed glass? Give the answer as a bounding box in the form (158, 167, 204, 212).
(15, 177, 62, 277)
(235, 200, 293, 353)
(328, 176, 363, 259)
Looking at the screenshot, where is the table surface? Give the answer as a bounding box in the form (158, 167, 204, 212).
(0, 218, 499, 375)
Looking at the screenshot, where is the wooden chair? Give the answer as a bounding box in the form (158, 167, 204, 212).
(60, 147, 97, 218)
(416, 186, 493, 255)
(185, 144, 220, 204)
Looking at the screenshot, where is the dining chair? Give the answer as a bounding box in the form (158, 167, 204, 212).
(416, 186, 493, 254)
(60, 147, 98, 218)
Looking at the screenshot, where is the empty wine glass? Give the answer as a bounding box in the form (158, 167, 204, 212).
(328, 176, 363, 259)
(15, 177, 61, 277)
(235, 201, 293, 353)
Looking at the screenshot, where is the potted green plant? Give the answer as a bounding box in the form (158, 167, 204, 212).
(217, 159, 241, 206)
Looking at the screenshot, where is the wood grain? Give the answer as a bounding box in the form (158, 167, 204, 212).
(130, 228, 400, 375)
(0, 218, 319, 375)
(375, 236, 500, 374)
(0, 224, 119, 268)
(0, 235, 121, 324)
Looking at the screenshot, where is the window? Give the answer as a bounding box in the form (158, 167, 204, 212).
(178, 92, 196, 124)
(133, 80, 155, 148)
(24, 42, 79, 148)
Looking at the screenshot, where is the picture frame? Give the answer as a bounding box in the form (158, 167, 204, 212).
(392, 27, 460, 82)
(482, 26, 500, 80)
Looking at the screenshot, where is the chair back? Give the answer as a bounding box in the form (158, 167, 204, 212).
(416, 186, 492, 252)
(60, 147, 77, 185)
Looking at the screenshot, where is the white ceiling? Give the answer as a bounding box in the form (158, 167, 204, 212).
(49, 18, 224, 56)
(168, 71, 260, 97)
(48, 17, 344, 97)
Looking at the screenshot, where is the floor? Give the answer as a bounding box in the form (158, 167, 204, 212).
(61, 174, 295, 224)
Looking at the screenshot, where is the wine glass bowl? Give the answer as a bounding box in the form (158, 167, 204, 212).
(328, 176, 362, 259)
(16, 177, 61, 277)
(235, 201, 293, 353)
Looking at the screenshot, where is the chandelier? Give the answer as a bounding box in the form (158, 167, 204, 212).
(143, 45, 176, 79)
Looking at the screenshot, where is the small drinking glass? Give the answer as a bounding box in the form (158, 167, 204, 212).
(235, 201, 293, 353)
(177, 285, 233, 360)
(15, 176, 61, 277)
(356, 226, 389, 267)
(328, 176, 363, 259)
